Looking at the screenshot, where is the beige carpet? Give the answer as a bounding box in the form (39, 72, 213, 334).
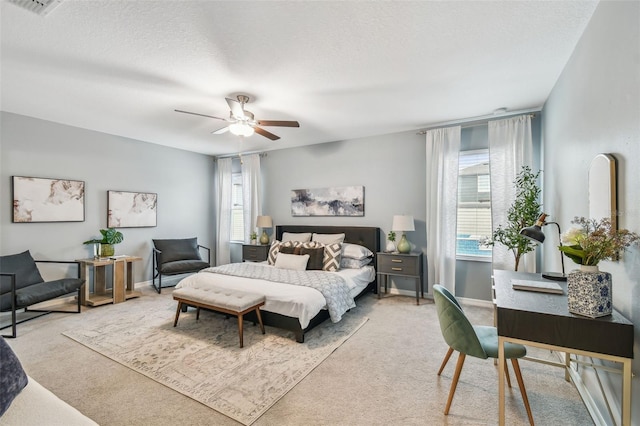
(62, 295, 367, 425)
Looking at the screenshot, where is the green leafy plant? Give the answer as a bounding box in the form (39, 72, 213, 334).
(490, 166, 542, 271)
(250, 231, 257, 240)
(559, 217, 639, 266)
(387, 230, 396, 242)
(83, 228, 124, 245)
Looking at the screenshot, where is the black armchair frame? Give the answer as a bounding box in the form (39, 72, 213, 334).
(152, 245, 210, 294)
(1, 260, 83, 339)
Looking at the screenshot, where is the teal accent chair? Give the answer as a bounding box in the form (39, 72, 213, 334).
(433, 285, 534, 425)
(436, 285, 513, 386)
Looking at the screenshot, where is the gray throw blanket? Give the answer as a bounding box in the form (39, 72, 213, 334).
(203, 263, 355, 323)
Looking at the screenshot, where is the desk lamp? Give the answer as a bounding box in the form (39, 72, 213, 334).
(256, 215, 273, 245)
(392, 215, 415, 254)
(519, 213, 566, 281)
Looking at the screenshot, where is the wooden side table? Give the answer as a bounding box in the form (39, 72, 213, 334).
(242, 244, 269, 262)
(77, 256, 143, 306)
(376, 252, 424, 305)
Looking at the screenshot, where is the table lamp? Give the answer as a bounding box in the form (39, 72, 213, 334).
(519, 213, 566, 281)
(256, 215, 273, 245)
(392, 215, 415, 254)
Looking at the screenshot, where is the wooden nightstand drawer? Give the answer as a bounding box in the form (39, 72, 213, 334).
(377, 254, 419, 276)
(242, 244, 269, 262)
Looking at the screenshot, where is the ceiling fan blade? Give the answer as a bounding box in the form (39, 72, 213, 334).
(174, 109, 227, 121)
(257, 120, 300, 128)
(226, 97, 245, 119)
(212, 126, 230, 135)
(254, 126, 280, 141)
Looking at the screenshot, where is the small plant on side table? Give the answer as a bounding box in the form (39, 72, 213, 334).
(83, 228, 124, 257)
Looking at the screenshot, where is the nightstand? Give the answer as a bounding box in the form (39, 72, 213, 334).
(376, 252, 424, 305)
(242, 244, 269, 262)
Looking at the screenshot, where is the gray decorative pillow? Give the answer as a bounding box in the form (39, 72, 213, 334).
(299, 247, 325, 270)
(0, 337, 28, 416)
(340, 257, 373, 269)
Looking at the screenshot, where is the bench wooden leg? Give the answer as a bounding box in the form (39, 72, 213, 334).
(255, 308, 265, 335)
(238, 314, 244, 348)
(173, 301, 182, 327)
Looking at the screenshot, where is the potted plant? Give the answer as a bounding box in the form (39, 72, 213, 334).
(559, 216, 639, 317)
(490, 166, 542, 271)
(386, 230, 396, 252)
(83, 228, 124, 257)
(249, 231, 258, 245)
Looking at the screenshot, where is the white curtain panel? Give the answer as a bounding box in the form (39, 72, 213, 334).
(215, 157, 233, 265)
(426, 126, 461, 294)
(241, 154, 262, 242)
(488, 114, 534, 272)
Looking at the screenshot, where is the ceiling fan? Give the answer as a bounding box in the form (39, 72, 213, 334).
(175, 95, 300, 141)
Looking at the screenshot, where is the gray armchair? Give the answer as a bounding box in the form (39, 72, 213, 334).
(152, 238, 210, 293)
(0, 250, 84, 338)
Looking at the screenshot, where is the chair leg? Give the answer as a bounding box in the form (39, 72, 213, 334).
(173, 302, 182, 327)
(511, 358, 534, 426)
(438, 347, 454, 376)
(444, 352, 466, 415)
(504, 358, 512, 388)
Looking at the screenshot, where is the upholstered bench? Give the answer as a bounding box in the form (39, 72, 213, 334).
(173, 287, 265, 348)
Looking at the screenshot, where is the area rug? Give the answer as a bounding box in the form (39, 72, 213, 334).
(63, 296, 368, 425)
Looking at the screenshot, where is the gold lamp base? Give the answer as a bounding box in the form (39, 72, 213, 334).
(260, 230, 270, 245)
(396, 234, 411, 253)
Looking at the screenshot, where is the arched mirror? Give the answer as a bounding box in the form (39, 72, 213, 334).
(589, 153, 617, 229)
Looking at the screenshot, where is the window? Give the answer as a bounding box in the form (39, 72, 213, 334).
(231, 173, 244, 241)
(457, 149, 492, 259)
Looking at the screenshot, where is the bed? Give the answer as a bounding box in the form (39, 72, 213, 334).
(176, 225, 380, 342)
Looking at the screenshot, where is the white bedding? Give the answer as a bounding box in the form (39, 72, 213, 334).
(176, 263, 374, 329)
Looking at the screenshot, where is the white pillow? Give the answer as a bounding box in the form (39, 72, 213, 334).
(282, 232, 312, 243)
(274, 253, 310, 270)
(312, 233, 345, 244)
(341, 243, 373, 260)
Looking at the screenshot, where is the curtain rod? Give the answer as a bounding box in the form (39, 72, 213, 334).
(214, 152, 268, 160)
(416, 107, 541, 135)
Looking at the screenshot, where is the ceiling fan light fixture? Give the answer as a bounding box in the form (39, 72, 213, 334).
(229, 122, 255, 137)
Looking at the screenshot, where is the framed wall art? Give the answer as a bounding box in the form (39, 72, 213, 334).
(291, 186, 364, 217)
(12, 176, 85, 223)
(107, 190, 157, 228)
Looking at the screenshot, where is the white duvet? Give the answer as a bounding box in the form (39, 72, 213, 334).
(175, 263, 375, 328)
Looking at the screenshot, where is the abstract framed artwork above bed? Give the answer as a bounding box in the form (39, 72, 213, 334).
(291, 186, 364, 216)
(177, 225, 380, 343)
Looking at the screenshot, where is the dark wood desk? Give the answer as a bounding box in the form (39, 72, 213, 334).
(493, 270, 634, 426)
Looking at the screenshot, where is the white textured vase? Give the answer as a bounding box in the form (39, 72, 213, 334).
(567, 264, 612, 318)
(385, 241, 396, 252)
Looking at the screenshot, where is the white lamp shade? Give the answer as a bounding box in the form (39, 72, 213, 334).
(392, 215, 415, 232)
(256, 215, 273, 228)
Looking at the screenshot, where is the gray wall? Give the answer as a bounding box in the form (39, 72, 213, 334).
(0, 112, 215, 283)
(542, 1, 639, 423)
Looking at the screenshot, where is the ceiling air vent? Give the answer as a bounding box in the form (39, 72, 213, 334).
(7, 0, 63, 16)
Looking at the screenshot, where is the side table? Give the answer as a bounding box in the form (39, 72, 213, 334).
(242, 244, 269, 262)
(376, 252, 424, 305)
(77, 256, 143, 306)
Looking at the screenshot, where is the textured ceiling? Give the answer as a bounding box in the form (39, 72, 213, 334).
(1, 1, 599, 156)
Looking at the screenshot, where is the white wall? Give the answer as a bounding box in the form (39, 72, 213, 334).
(0, 112, 215, 283)
(542, 1, 640, 423)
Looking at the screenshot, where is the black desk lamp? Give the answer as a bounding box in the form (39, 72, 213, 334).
(519, 213, 567, 281)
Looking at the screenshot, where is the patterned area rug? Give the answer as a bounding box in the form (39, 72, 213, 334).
(63, 296, 368, 425)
